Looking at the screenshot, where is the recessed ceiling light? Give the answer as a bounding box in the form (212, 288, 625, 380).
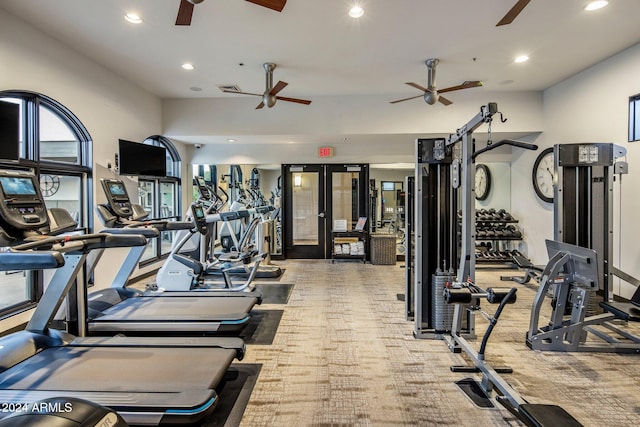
(585, 1, 608, 11)
(349, 5, 364, 18)
(514, 55, 529, 63)
(124, 13, 142, 24)
(182, 63, 195, 70)
(227, 139, 236, 142)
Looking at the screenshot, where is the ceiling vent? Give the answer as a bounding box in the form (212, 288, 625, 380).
(218, 84, 241, 93)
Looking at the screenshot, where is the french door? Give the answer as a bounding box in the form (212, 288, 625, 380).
(283, 164, 369, 259)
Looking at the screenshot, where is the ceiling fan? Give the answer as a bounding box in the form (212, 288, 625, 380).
(176, 0, 287, 26)
(496, 0, 531, 26)
(223, 63, 312, 109)
(390, 58, 483, 106)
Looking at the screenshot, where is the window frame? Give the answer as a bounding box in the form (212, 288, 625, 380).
(0, 90, 92, 319)
(138, 136, 182, 266)
(629, 93, 640, 142)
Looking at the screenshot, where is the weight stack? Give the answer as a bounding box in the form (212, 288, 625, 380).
(431, 271, 455, 332)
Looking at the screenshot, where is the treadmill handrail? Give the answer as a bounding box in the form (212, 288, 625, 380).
(101, 226, 160, 238)
(121, 218, 193, 232)
(1, 250, 65, 270)
(13, 233, 147, 253)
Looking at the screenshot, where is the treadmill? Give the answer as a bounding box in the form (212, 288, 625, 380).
(85, 179, 260, 335)
(0, 170, 244, 425)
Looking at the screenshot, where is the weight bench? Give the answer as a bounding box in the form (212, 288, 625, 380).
(500, 253, 543, 284)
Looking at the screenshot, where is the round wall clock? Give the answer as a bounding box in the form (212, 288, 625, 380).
(475, 164, 491, 201)
(40, 174, 60, 197)
(532, 147, 555, 203)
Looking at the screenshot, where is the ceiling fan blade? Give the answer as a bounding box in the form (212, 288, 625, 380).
(438, 96, 453, 106)
(223, 89, 263, 97)
(496, 0, 531, 26)
(256, 101, 265, 109)
(405, 82, 429, 92)
(269, 81, 288, 96)
(438, 81, 483, 94)
(246, 0, 287, 12)
(389, 94, 424, 104)
(175, 0, 195, 26)
(276, 96, 312, 105)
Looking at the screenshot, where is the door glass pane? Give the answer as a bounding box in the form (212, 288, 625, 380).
(39, 105, 80, 163)
(160, 182, 176, 218)
(332, 172, 359, 230)
(292, 172, 318, 245)
(41, 174, 82, 227)
(138, 180, 156, 261)
(381, 181, 403, 229)
(1, 97, 24, 158)
(0, 267, 31, 310)
(160, 182, 176, 256)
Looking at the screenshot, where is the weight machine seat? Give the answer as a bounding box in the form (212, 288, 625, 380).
(599, 301, 640, 322)
(518, 404, 583, 427)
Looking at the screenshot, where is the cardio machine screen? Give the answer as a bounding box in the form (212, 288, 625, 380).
(193, 204, 205, 219)
(108, 182, 127, 197)
(0, 176, 37, 196)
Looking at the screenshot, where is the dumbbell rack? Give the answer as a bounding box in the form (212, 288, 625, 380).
(474, 209, 522, 266)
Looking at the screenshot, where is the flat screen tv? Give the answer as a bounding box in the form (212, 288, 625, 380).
(0, 101, 20, 161)
(118, 139, 167, 177)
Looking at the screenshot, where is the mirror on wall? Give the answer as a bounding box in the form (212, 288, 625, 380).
(369, 162, 512, 258)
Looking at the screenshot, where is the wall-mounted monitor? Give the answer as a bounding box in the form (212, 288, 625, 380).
(0, 101, 20, 161)
(118, 139, 167, 177)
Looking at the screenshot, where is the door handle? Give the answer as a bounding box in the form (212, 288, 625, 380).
(318, 212, 326, 218)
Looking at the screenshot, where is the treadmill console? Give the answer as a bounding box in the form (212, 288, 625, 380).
(0, 170, 48, 234)
(191, 203, 208, 235)
(101, 179, 133, 218)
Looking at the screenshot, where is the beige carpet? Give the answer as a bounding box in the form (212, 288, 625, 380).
(236, 260, 640, 427)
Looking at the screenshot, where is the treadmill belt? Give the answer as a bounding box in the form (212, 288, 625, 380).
(95, 296, 257, 322)
(0, 346, 235, 391)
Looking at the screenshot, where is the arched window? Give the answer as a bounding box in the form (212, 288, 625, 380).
(138, 136, 182, 264)
(0, 90, 92, 315)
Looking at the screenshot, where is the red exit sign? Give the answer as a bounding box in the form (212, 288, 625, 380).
(318, 146, 335, 158)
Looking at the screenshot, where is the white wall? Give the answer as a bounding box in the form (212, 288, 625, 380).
(512, 42, 640, 298)
(166, 91, 544, 165)
(0, 9, 167, 328)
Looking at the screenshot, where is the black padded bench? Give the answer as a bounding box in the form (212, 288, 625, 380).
(500, 253, 544, 285)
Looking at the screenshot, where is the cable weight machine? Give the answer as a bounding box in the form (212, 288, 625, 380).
(414, 102, 532, 338)
(414, 103, 581, 425)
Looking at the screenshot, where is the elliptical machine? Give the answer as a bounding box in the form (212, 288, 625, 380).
(156, 202, 263, 292)
(190, 176, 282, 279)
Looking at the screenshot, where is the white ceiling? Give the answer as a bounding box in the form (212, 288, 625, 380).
(2, 0, 639, 98)
(2, 0, 640, 160)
